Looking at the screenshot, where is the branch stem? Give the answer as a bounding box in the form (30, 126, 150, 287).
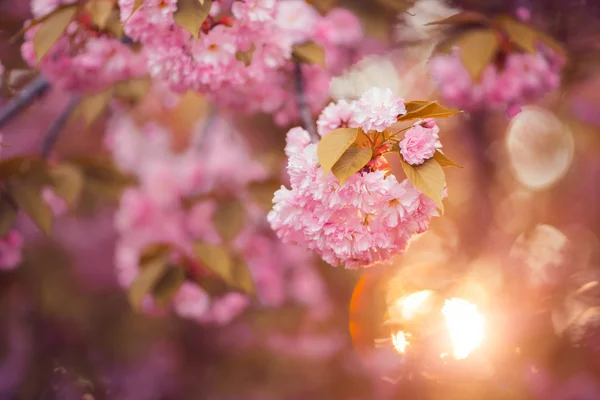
(0, 76, 49, 130)
(41, 95, 80, 159)
(293, 62, 318, 142)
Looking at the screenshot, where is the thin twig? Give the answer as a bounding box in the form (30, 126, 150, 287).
(293, 62, 318, 142)
(41, 95, 80, 159)
(0, 76, 49, 130)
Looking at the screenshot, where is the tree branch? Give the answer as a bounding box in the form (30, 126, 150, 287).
(41, 96, 80, 159)
(293, 62, 318, 142)
(0, 76, 49, 130)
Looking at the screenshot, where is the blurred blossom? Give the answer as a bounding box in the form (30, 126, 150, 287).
(511, 224, 569, 287)
(0, 231, 24, 271)
(329, 55, 403, 101)
(506, 106, 574, 190)
(394, 0, 459, 45)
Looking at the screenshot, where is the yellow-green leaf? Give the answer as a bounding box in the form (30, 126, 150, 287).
(8, 176, 53, 235)
(331, 146, 372, 185)
(0, 156, 46, 181)
(114, 77, 151, 104)
(317, 127, 358, 177)
(399, 157, 445, 211)
(404, 100, 433, 114)
(455, 29, 499, 80)
(0, 191, 18, 236)
(292, 41, 326, 68)
(139, 243, 171, 267)
(213, 199, 246, 242)
(230, 256, 256, 295)
(86, 0, 115, 29)
(496, 16, 537, 54)
(128, 258, 168, 310)
(76, 88, 114, 127)
(33, 6, 78, 63)
(248, 179, 280, 211)
(193, 242, 233, 282)
(399, 101, 461, 121)
(49, 163, 84, 208)
(433, 150, 462, 168)
(153, 265, 186, 306)
(173, 0, 212, 40)
(425, 11, 489, 26)
(235, 43, 255, 66)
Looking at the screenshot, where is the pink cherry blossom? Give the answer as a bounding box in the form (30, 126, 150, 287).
(399, 119, 441, 165)
(353, 87, 406, 132)
(0, 231, 24, 271)
(316, 100, 357, 137)
(268, 127, 440, 269)
(284, 127, 312, 157)
(429, 46, 564, 115)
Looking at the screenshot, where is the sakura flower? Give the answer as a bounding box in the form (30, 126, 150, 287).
(0, 231, 24, 271)
(232, 0, 277, 22)
(354, 87, 406, 132)
(429, 46, 564, 115)
(268, 127, 440, 269)
(284, 127, 312, 157)
(316, 100, 357, 137)
(172, 282, 211, 322)
(399, 119, 441, 165)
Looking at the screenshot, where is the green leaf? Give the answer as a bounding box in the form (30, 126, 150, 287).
(292, 41, 326, 68)
(76, 88, 114, 127)
(331, 146, 372, 185)
(317, 127, 358, 177)
(399, 157, 445, 211)
(433, 151, 463, 168)
(128, 257, 169, 310)
(86, 0, 114, 29)
(193, 242, 233, 280)
(425, 11, 489, 26)
(213, 199, 246, 242)
(0, 191, 18, 236)
(193, 242, 255, 295)
(114, 77, 152, 105)
(33, 6, 78, 63)
(8, 176, 53, 235)
(139, 243, 171, 266)
(230, 256, 256, 296)
(248, 179, 280, 211)
(235, 43, 256, 67)
(49, 163, 84, 208)
(173, 0, 212, 40)
(0, 156, 46, 181)
(399, 101, 461, 121)
(496, 16, 537, 54)
(455, 29, 500, 80)
(152, 264, 186, 307)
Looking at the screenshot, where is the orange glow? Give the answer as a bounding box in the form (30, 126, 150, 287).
(442, 298, 485, 360)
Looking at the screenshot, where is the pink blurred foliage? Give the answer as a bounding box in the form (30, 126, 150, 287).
(429, 46, 564, 115)
(107, 110, 329, 324)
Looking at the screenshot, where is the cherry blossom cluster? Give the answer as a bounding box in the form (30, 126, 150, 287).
(106, 111, 327, 324)
(268, 88, 442, 269)
(21, 0, 147, 92)
(429, 46, 564, 116)
(119, 0, 374, 125)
